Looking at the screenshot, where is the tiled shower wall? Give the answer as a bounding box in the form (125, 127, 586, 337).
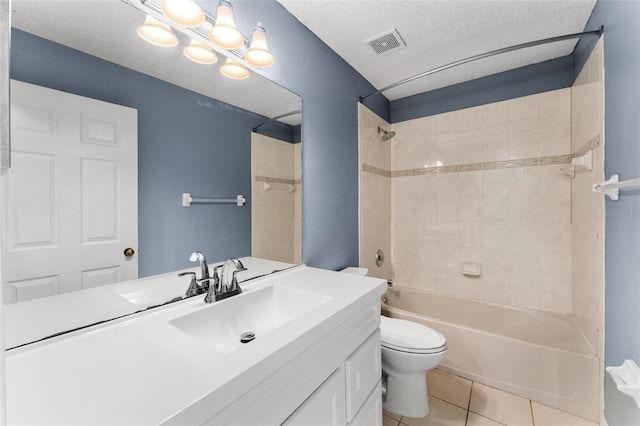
(251, 133, 302, 264)
(360, 45, 604, 322)
(389, 90, 574, 314)
(571, 38, 605, 359)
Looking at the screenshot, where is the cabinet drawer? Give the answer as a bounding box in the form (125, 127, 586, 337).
(349, 381, 382, 426)
(345, 329, 381, 422)
(283, 368, 346, 426)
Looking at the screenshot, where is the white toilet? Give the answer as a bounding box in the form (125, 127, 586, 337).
(380, 315, 447, 417)
(340, 267, 447, 418)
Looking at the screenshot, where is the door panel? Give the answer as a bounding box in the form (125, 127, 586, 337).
(2, 80, 138, 303)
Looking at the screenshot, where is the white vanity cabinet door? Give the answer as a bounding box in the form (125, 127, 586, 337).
(283, 368, 346, 426)
(349, 382, 382, 426)
(345, 329, 381, 422)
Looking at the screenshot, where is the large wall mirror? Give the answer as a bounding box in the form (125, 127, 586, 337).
(2, 0, 302, 349)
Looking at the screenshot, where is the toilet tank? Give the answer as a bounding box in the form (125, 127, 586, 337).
(340, 267, 369, 276)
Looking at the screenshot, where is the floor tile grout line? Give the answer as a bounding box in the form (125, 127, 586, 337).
(466, 379, 529, 426)
(429, 393, 469, 411)
(468, 410, 511, 426)
(530, 400, 536, 426)
(464, 380, 474, 426)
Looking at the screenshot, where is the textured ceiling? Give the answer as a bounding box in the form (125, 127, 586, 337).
(278, 0, 597, 101)
(11, 0, 301, 125)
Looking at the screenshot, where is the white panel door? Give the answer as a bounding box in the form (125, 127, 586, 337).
(2, 80, 138, 303)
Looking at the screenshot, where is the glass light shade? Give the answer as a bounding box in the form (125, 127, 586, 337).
(244, 24, 274, 68)
(137, 15, 179, 47)
(208, 1, 244, 50)
(220, 58, 249, 80)
(161, 0, 205, 28)
(183, 40, 218, 64)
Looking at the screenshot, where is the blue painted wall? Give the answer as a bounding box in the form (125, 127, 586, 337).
(10, 29, 279, 276)
(391, 56, 574, 123)
(574, 1, 640, 424)
(225, 0, 390, 270)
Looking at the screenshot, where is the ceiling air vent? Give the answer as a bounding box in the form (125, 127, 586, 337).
(366, 29, 406, 55)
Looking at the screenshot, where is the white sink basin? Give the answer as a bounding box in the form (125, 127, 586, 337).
(169, 285, 332, 354)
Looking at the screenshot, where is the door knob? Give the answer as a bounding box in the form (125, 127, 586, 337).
(123, 247, 135, 257)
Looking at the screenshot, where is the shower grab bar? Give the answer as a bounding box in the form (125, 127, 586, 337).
(182, 193, 246, 207)
(593, 175, 640, 201)
(359, 27, 603, 102)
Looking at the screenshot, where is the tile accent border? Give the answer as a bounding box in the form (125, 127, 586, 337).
(361, 135, 600, 179)
(362, 155, 572, 179)
(362, 163, 392, 177)
(573, 134, 601, 158)
(255, 175, 301, 185)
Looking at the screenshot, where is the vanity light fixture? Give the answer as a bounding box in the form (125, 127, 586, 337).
(137, 15, 179, 47)
(183, 39, 218, 64)
(220, 58, 250, 80)
(161, 0, 205, 28)
(208, 0, 244, 50)
(134, 0, 275, 80)
(244, 23, 275, 68)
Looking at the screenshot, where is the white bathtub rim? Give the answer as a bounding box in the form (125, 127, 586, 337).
(383, 286, 596, 357)
(382, 303, 595, 359)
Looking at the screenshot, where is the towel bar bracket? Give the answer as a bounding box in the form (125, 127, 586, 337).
(182, 193, 246, 207)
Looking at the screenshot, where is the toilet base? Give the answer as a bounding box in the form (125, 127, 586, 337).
(382, 372, 430, 418)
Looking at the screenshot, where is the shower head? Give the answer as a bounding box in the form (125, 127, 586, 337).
(378, 126, 396, 141)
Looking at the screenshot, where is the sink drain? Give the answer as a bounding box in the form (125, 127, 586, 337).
(240, 331, 256, 344)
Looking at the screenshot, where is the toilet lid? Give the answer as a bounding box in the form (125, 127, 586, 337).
(380, 316, 447, 354)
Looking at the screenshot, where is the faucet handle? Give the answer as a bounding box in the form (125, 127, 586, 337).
(213, 264, 223, 288)
(178, 272, 202, 297)
(204, 266, 224, 303)
(198, 273, 218, 291)
(230, 270, 244, 293)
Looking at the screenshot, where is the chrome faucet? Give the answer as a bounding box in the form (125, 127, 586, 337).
(178, 271, 204, 297)
(205, 258, 247, 303)
(189, 251, 211, 290)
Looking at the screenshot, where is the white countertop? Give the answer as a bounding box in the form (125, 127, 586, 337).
(4, 261, 386, 425)
(3, 257, 295, 349)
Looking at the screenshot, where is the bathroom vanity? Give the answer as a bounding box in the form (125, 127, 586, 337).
(4, 259, 386, 425)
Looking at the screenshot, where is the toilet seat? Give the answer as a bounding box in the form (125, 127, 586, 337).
(381, 316, 447, 354)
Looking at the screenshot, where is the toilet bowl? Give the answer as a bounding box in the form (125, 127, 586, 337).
(339, 267, 447, 418)
(380, 315, 447, 417)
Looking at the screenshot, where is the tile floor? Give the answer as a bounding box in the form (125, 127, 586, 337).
(382, 369, 600, 426)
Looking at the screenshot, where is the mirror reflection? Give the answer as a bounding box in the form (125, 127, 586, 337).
(2, 0, 301, 348)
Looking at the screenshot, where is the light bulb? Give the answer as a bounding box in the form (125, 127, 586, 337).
(244, 23, 274, 68)
(183, 39, 218, 64)
(161, 0, 205, 28)
(220, 58, 249, 80)
(208, 0, 244, 50)
(137, 15, 178, 47)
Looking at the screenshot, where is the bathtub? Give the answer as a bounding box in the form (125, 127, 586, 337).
(381, 286, 600, 421)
